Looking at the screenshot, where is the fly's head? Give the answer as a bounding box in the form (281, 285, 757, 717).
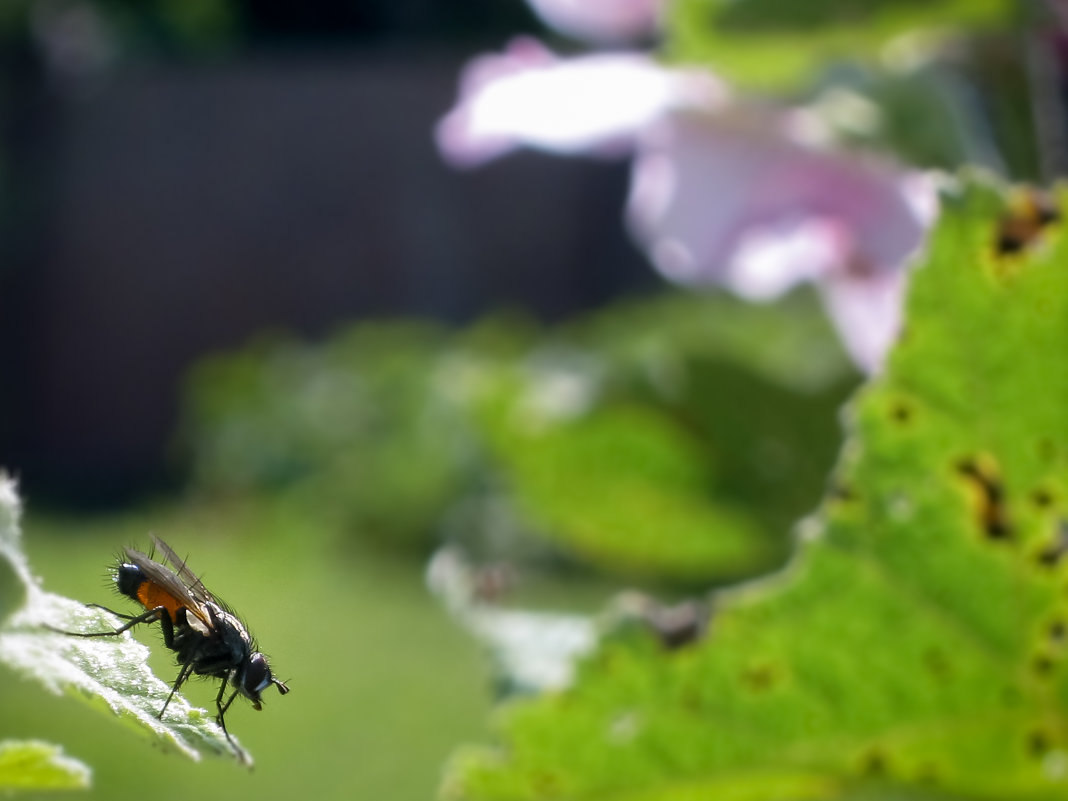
(238, 652, 290, 710)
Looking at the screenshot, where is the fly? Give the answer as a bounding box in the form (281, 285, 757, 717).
(49, 536, 289, 761)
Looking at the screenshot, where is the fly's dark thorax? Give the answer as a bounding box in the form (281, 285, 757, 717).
(213, 607, 255, 668)
(171, 602, 254, 683)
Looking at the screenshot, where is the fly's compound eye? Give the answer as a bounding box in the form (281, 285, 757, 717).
(243, 652, 272, 702)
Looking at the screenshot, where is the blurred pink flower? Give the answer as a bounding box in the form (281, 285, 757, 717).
(524, 0, 665, 44)
(629, 111, 936, 371)
(435, 40, 936, 372)
(435, 37, 727, 168)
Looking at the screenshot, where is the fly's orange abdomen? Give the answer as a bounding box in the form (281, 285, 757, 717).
(137, 582, 186, 622)
(116, 563, 184, 623)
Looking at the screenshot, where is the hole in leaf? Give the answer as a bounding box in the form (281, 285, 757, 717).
(622, 597, 708, 650)
(650, 605, 706, 650)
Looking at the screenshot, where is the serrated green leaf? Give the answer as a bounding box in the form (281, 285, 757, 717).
(666, 0, 1018, 91)
(0, 739, 90, 791)
(440, 175, 1068, 801)
(0, 475, 246, 765)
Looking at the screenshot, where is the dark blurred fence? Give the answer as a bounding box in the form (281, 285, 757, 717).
(0, 50, 657, 504)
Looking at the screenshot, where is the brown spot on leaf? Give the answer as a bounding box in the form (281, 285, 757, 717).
(995, 189, 1059, 255)
(1035, 520, 1068, 568)
(829, 482, 856, 503)
(531, 771, 560, 795)
(890, 400, 914, 425)
(859, 749, 888, 777)
(916, 763, 940, 784)
(1050, 620, 1067, 643)
(1029, 729, 1051, 757)
(956, 456, 1012, 541)
(740, 663, 780, 693)
(1032, 488, 1055, 509)
(1037, 548, 1063, 568)
(1032, 653, 1055, 677)
(922, 648, 951, 680)
(679, 687, 702, 712)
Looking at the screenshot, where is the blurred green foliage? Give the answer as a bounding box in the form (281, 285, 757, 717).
(440, 176, 1068, 800)
(183, 321, 480, 554)
(0, 740, 89, 790)
(105, 0, 240, 53)
(666, 0, 1018, 92)
(180, 290, 857, 586)
(664, 0, 1048, 184)
(0, 0, 240, 55)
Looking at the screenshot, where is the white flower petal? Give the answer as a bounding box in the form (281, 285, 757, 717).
(436, 39, 727, 168)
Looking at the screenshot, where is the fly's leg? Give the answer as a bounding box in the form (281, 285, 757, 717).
(217, 684, 239, 720)
(154, 608, 176, 649)
(84, 603, 136, 620)
(43, 606, 166, 638)
(151, 612, 199, 721)
(214, 682, 247, 762)
(158, 661, 195, 720)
